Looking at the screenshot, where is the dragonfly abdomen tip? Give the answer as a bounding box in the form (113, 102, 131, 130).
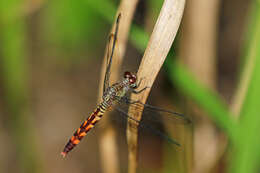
(61, 152, 67, 158)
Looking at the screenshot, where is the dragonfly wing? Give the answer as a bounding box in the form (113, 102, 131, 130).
(113, 106, 182, 146)
(120, 97, 192, 124)
(103, 34, 112, 93)
(103, 14, 121, 94)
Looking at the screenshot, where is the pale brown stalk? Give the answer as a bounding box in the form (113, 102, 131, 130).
(179, 0, 221, 172)
(126, 0, 186, 173)
(97, 1, 139, 173)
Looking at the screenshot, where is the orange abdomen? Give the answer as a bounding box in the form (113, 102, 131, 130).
(61, 105, 105, 157)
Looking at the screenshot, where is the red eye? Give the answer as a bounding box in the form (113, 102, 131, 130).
(124, 71, 131, 78)
(129, 76, 136, 84)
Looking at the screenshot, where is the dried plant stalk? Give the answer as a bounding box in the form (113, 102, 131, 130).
(97, 1, 139, 173)
(126, 0, 186, 173)
(178, 0, 220, 173)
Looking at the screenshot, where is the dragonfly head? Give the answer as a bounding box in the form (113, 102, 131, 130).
(124, 71, 137, 88)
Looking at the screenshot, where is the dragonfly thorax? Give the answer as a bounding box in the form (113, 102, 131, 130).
(102, 72, 137, 107)
(102, 83, 129, 107)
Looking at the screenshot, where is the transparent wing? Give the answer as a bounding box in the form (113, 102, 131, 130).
(111, 98, 191, 146)
(103, 34, 113, 93)
(103, 14, 121, 94)
(120, 97, 192, 124)
(114, 106, 181, 146)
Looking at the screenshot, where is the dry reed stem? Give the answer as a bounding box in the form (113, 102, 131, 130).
(126, 0, 186, 173)
(179, 0, 221, 172)
(97, 1, 139, 173)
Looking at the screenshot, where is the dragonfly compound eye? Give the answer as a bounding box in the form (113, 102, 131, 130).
(129, 76, 136, 84)
(124, 71, 131, 79)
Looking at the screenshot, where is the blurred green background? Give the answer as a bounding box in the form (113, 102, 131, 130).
(0, 0, 260, 173)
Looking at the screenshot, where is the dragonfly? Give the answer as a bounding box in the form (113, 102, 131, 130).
(61, 13, 191, 157)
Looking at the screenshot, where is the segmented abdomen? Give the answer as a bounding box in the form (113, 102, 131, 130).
(61, 104, 107, 157)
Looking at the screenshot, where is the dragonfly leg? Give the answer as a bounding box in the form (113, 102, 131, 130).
(136, 77, 144, 88)
(132, 77, 150, 94)
(132, 86, 150, 94)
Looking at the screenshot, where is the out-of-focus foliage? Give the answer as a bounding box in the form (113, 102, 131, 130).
(229, 2, 260, 173)
(44, 0, 110, 56)
(0, 1, 41, 173)
(167, 1, 260, 173)
(166, 60, 238, 141)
